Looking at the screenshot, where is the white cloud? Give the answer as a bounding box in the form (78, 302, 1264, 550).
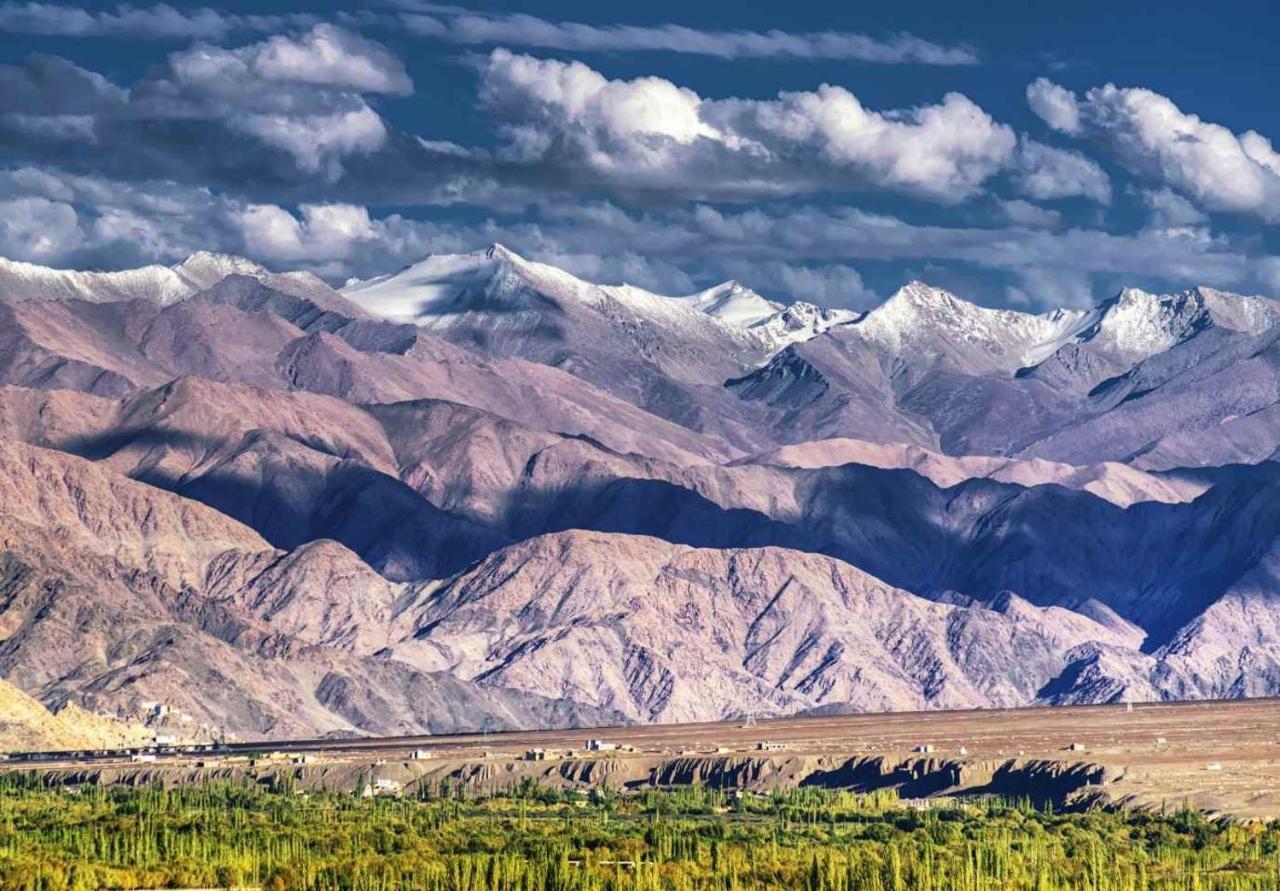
(1011, 138, 1111, 204)
(1241, 130, 1280, 176)
(7, 25, 411, 179)
(0, 2, 980, 66)
(1006, 265, 1094, 308)
(998, 199, 1063, 228)
(482, 50, 718, 149)
(719, 259, 878, 308)
(237, 202, 378, 262)
(0, 2, 315, 39)
(505, 202, 1280, 307)
(1026, 78, 1081, 135)
(480, 49, 1015, 202)
(1139, 187, 1208, 228)
(3, 165, 1278, 310)
(90, 206, 186, 258)
(160, 24, 410, 96)
(723, 86, 1016, 201)
(250, 23, 412, 95)
(402, 10, 977, 64)
(0, 196, 83, 261)
(233, 106, 387, 177)
(1031, 80, 1280, 223)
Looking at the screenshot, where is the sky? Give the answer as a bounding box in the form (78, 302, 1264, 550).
(1, 0, 1278, 311)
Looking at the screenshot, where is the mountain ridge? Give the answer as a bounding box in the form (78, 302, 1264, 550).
(3, 246, 1280, 739)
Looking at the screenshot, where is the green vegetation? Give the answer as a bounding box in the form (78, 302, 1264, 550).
(1, 773, 1279, 889)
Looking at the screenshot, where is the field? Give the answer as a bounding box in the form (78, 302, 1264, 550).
(8, 699, 1280, 887)
(3, 778, 1280, 890)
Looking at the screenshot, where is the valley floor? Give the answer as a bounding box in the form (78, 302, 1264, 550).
(11, 697, 1280, 819)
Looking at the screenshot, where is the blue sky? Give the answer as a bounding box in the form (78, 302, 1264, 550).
(1, 0, 1278, 310)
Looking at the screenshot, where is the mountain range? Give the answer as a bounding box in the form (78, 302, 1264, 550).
(3, 243, 1280, 740)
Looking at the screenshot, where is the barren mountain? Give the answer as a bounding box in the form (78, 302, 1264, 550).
(747, 437, 1206, 507)
(392, 530, 1141, 722)
(2, 247, 1280, 737)
(0, 438, 620, 736)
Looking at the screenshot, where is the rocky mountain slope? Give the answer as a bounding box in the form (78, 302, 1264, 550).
(3, 246, 1280, 739)
(0, 679, 156, 753)
(0, 437, 619, 737)
(391, 530, 1144, 722)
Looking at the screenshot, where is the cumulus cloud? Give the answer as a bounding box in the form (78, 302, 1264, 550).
(3, 165, 1278, 309)
(1026, 77, 1081, 135)
(1011, 138, 1111, 204)
(231, 107, 388, 176)
(0, 25, 408, 182)
(480, 49, 1016, 202)
(247, 24, 412, 94)
(399, 10, 977, 64)
(236, 202, 379, 263)
(1139, 187, 1208, 228)
(1006, 265, 1094, 309)
(0, 195, 83, 261)
(1029, 79, 1280, 223)
(0, 38, 1099, 210)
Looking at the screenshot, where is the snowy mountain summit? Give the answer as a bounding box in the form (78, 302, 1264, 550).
(341, 244, 860, 356)
(0, 251, 268, 306)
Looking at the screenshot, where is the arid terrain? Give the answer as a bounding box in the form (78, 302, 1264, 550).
(11, 697, 1280, 819)
(7, 248, 1280, 744)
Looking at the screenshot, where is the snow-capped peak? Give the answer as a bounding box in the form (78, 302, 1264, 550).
(1060, 285, 1280, 363)
(747, 301, 861, 350)
(341, 244, 746, 340)
(677, 281, 862, 350)
(0, 250, 275, 307)
(852, 281, 1090, 372)
(1075, 288, 1211, 359)
(172, 251, 268, 291)
(680, 280, 783, 328)
(340, 246, 512, 321)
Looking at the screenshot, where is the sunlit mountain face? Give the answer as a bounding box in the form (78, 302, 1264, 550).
(0, 241, 1278, 733)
